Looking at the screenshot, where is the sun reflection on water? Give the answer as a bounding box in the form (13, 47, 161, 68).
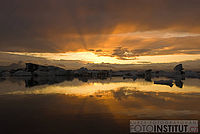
(0, 77, 199, 98)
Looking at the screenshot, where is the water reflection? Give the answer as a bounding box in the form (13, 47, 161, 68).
(99, 88, 200, 118)
(0, 77, 200, 95)
(175, 80, 183, 88)
(0, 77, 200, 133)
(25, 76, 74, 87)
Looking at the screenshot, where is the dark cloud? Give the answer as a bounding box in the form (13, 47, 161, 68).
(88, 49, 95, 51)
(137, 61, 152, 64)
(118, 36, 200, 56)
(96, 49, 102, 52)
(111, 45, 173, 59)
(0, 0, 200, 52)
(112, 47, 137, 60)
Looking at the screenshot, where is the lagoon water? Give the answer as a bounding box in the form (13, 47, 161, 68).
(0, 77, 200, 134)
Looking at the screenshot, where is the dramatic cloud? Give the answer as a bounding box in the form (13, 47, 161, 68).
(0, 0, 200, 54)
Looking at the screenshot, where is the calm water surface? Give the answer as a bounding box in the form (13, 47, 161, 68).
(0, 77, 200, 134)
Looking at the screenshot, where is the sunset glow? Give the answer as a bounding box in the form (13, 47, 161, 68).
(0, 0, 200, 69)
(4, 51, 200, 64)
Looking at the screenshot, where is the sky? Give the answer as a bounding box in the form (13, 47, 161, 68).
(0, 0, 200, 70)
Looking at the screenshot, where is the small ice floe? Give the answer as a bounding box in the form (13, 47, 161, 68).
(174, 64, 184, 72)
(96, 95, 102, 97)
(123, 74, 137, 81)
(132, 74, 137, 81)
(145, 69, 152, 82)
(175, 80, 183, 88)
(123, 75, 132, 79)
(154, 80, 174, 87)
